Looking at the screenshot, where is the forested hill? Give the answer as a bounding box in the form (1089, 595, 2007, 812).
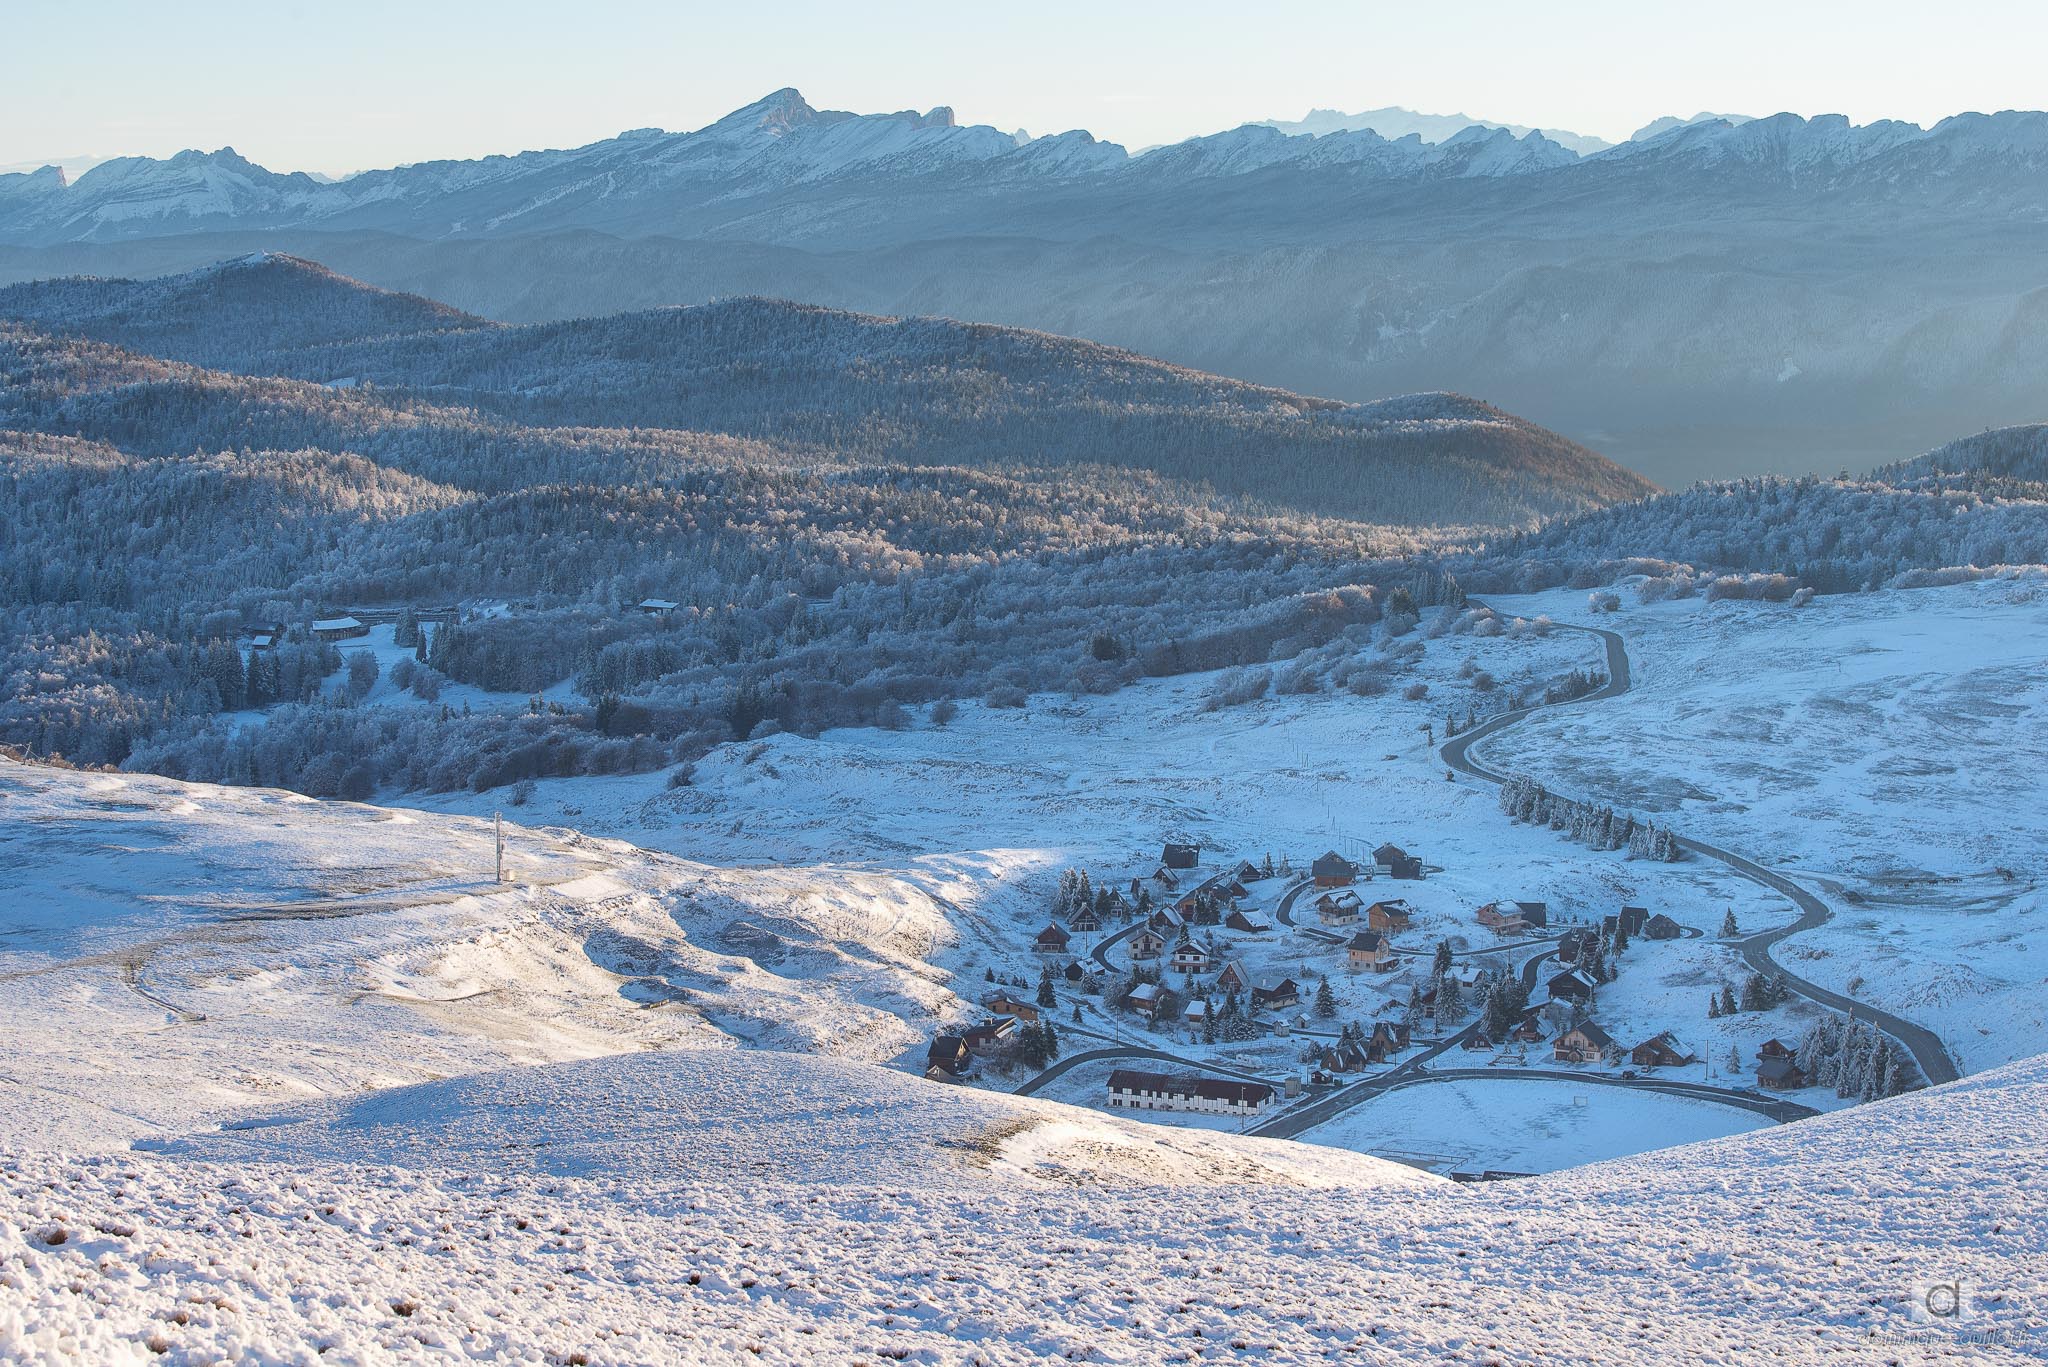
(1874, 423, 2048, 489)
(0, 253, 487, 370)
(0, 258, 1656, 528)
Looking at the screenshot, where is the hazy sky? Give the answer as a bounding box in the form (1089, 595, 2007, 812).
(7, 0, 2047, 177)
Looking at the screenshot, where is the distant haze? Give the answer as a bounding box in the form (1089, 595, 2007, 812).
(6, 83, 2048, 488)
(4, 0, 2048, 177)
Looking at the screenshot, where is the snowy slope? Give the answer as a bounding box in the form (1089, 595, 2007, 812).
(3, 1047, 2042, 1362)
(1480, 579, 2048, 1072)
(0, 759, 969, 1152)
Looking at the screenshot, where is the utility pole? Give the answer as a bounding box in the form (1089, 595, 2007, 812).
(495, 811, 505, 883)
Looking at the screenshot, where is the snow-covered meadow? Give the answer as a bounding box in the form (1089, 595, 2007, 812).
(1483, 578, 2048, 1072)
(5, 1046, 2043, 1363)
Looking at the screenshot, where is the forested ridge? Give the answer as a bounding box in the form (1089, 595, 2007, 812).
(3, 256, 2042, 800)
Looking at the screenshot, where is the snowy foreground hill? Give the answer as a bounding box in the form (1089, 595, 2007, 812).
(4, 1042, 2043, 1361)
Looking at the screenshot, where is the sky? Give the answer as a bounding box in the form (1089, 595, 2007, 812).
(6, 0, 2047, 178)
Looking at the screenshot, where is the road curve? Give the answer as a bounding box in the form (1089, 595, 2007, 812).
(1441, 609, 1959, 1088)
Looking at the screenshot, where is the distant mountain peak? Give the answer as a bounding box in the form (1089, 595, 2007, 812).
(1255, 104, 1613, 157)
(709, 87, 822, 137)
(1629, 112, 1754, 142)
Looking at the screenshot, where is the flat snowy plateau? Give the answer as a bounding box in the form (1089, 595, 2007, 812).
(2, 580, 2044, 1361)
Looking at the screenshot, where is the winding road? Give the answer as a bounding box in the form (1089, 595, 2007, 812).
(1441, 611, 1959, 1087)
(1011, 619, 1958, 1138)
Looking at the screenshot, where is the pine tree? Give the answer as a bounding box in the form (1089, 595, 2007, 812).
(1718, 983, 1739, 1016)
(1434, 974, 1464, 1025)
(1313, 975, 1338, 1019)
(1036, 964, 1057, 1009)
(1432, 940, 1453, 978)
(1708, 994, 1721, 1019)
(1720, 909, 1740, 938)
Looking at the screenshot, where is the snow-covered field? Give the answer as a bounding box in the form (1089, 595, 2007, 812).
(1483, 578, 2048, 1072)
(1295, 1076, 1771, 1174)
(0, 761, 961, 1152)
(5, 1047, 2042, 1363)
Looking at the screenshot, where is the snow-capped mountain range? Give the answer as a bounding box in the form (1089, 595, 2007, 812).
(7, 88, 2048, 487)
(5, 88, 2043, 245)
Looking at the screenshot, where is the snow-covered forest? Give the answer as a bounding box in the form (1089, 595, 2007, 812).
(0, 257, 1654, 525)
(4, 258, 2046, 801)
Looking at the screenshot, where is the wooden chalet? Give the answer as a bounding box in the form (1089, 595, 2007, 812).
(1547, 967, 1599, 1004)
(984, 994, 1042, 1024)
(1318, 1041, 1370, 1074)
(1366, 899, 1414, 933)
(635, 598, 679, 616)
(1251, 977, 1301, 1011)
(1553, 1020, 1613, 1064)
(1162, 842, 1200, 871)
(1757, 1056, 1808, 1090)
(1065, 902, 1103, 933)
(1316, 889, 1363, 926)
(1757, 1038, 1794, 1061)
(1148, 905, 1186, 934)
(1311, 851, 1356, 888)
(1642, 913, 1684, 941)
(1214, 959, 1251, 993)
(1224, 907, 1271, 935)
(1033, 923, 1072, 956)
(1168, 933, 1216, 976)
(1629, 1033, 1695, 1068)
(1374, 843, 1425, 880)
(1123, 982, 1165, 1017)
(1128, 928, 1167, 962)
(1235, 860, 1266, 883)
(1618, 906, 1650, 937)
(1347, 930, 1393, 971)
(963, 1018, 1018, 1055)
(926, 1034, 971, 1078)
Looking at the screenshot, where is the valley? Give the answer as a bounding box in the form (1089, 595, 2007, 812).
(0, 217, 2042, 1358)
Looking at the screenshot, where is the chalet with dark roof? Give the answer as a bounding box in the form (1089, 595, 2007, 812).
(1162, 842, 1200, 870)
(1034, 923, 1071, 956)
(984, 993, 1041, 1024)
(1643, 913, 1684, 941)
(1251, 977, 1301, 1011)
(1366, 899, 1414, 933)
(1629, 1033, 1695, 1068)
(926, 1034, 971, 1078)
(1316, 889, 1363, 926)
(1553, 1020, 1612, 1064)
(1347, 930, 1392, 971)
(1547, 967, 1599, 1004)
(1757, 1056, 1808, 1090)
(1224, 907, 1270, 935)
(1123, 982, 1165, 1017)
(1311, 851, 1356, 888)
(1374, 844, 1424, 880)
